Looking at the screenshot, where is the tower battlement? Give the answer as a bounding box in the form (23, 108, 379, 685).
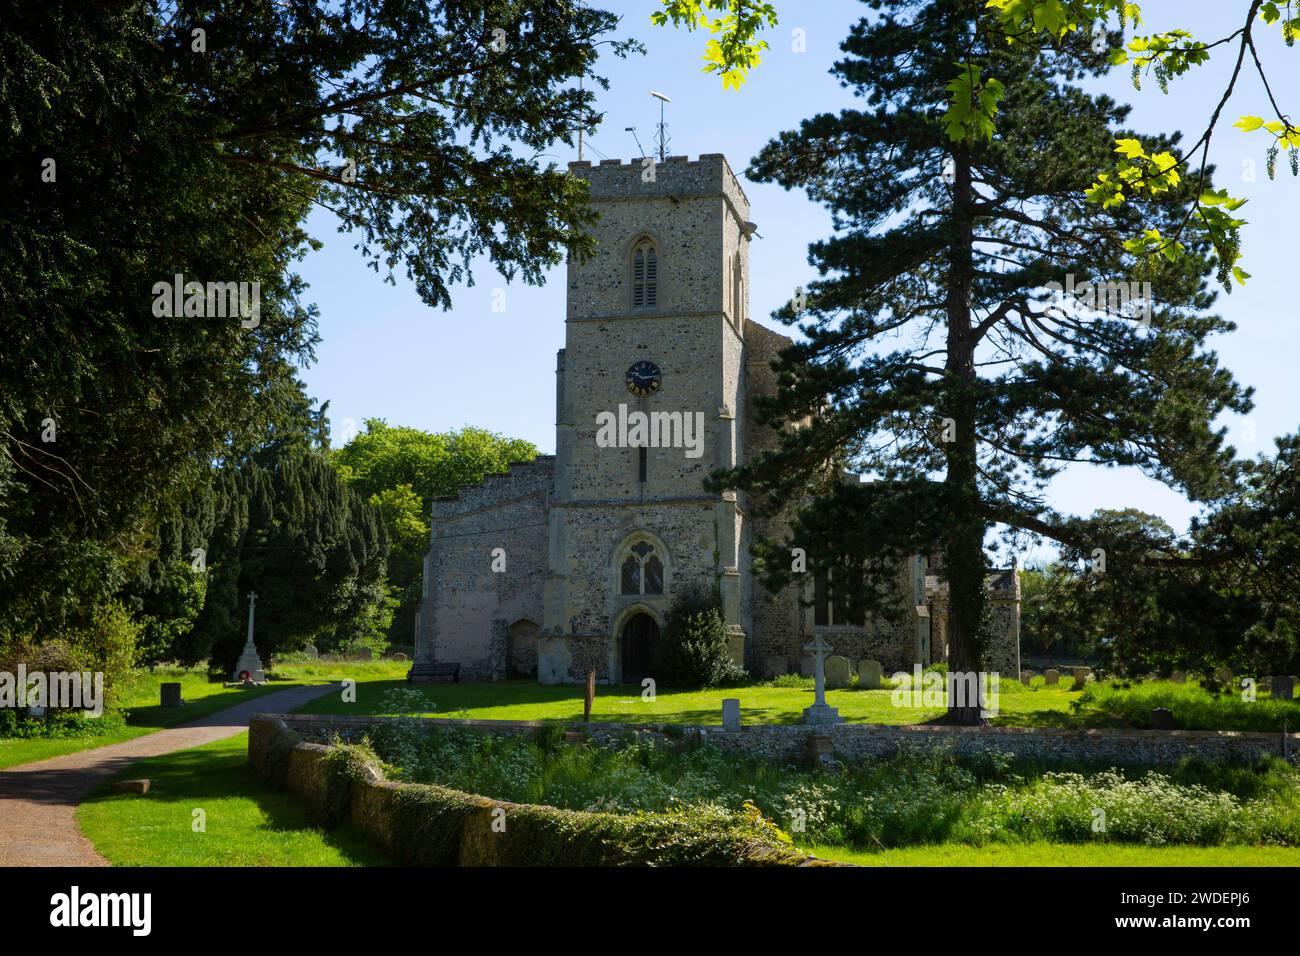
(568, 154, 748, 213)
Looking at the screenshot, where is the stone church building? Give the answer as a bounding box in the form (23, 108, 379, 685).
(410, 154, 1020, 685)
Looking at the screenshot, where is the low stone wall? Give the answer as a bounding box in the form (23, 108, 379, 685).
(266, 712, 1300, 768)
(247, 716, 824, 867)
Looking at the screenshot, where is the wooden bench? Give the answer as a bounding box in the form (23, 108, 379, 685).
(406, 661, 461, 683)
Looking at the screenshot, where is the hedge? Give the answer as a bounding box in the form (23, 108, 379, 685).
(248, 716, 827, 867)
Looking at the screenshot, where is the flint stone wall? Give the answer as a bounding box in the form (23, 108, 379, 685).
(248, 715, 822, 867)
(415, 458, 552, 681)
(266, 713, 1300, 768)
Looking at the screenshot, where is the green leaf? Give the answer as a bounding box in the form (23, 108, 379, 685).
(1114, 138, 1146, 159)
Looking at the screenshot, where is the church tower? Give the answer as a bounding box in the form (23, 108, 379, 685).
(537, 154, 754, 684)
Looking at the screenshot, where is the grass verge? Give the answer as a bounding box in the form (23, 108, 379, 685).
(76, 733, 386, 866)
(809, 842, 1300, 866)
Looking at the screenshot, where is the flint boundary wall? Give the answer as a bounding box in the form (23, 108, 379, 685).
(263, 712, 1299, 767)
(248, 715, 827, 867)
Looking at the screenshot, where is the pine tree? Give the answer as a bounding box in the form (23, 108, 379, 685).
(717, 0, 1250, 721)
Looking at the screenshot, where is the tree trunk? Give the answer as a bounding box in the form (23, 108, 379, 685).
(943, 143, 988, 725)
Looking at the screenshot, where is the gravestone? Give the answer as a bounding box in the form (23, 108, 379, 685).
(353, 646, 373, 662)
(1171, 670, 1186, 684)
(303, 644, 319, 660)
(722, 698, 741, 732)
(857, 659, 883, 690)
(825, 656, 851, 690)
(112, 779, 150, 795)
(1071, 667, 1091, 687)
(1020, 670, 1036, 686)
(1273, 675, 1295, 701)
(800, 657, 816, 678)
(391, 652, 408, 662)
(1151, 707, 1175, 730)
(1044, 668, 1060, 686)
(1214, 666, 1233, 684)
(763, 656, 788, 679)
(160, 682, 183, 707)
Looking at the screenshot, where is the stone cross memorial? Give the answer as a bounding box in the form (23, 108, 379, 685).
(231, 591, 267, 683)
(802, 632, 842, 725)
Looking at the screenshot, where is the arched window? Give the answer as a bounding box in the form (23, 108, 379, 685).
(632, 239, 658, 309)
(645, 555, 664, 594)
(620, 540, 665, 595)
(621, 556, 641, 595)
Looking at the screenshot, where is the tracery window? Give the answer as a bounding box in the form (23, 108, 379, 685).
(620, 540, 665, 595)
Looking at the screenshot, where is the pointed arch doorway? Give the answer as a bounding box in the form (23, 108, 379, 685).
(620, 612, 659, 684)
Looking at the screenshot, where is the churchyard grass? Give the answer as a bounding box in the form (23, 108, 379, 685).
(293, 674, 1300, 733)
(0, 660, 407, 769)
(295, 676, 1081, 724)
(1077, 679, 1300, 732)
(77, 733, 386, 866)
(269, 659, 411, 683)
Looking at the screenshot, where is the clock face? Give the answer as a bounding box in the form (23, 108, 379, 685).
(625, 360, 662, 398)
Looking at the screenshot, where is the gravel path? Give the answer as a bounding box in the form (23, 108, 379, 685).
(0, 682, 339, 867)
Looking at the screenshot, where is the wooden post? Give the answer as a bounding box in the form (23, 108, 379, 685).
(584, 668, 595, 722)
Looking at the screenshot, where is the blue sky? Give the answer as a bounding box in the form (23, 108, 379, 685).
(298, 0, 1299, 552)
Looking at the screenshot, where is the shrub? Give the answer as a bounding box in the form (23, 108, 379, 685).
(654, 590, 746, 688)
(766, 673, 813, 688)
(0, 601, 139, 734)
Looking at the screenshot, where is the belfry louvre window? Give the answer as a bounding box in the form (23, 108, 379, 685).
(632, 240, 658, 309)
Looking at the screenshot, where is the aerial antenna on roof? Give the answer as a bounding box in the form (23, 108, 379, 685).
(649, 90, 671, 161)
(625, 126, 646, 159)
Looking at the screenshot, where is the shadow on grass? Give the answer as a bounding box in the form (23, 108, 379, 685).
(300, 678, 639, 711)
(986, 710, 1084, 729)
(81, 742, 387, 866)
(123, 688, 277, 729)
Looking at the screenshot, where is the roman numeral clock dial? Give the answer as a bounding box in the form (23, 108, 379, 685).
(625, 360, 662, 398)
